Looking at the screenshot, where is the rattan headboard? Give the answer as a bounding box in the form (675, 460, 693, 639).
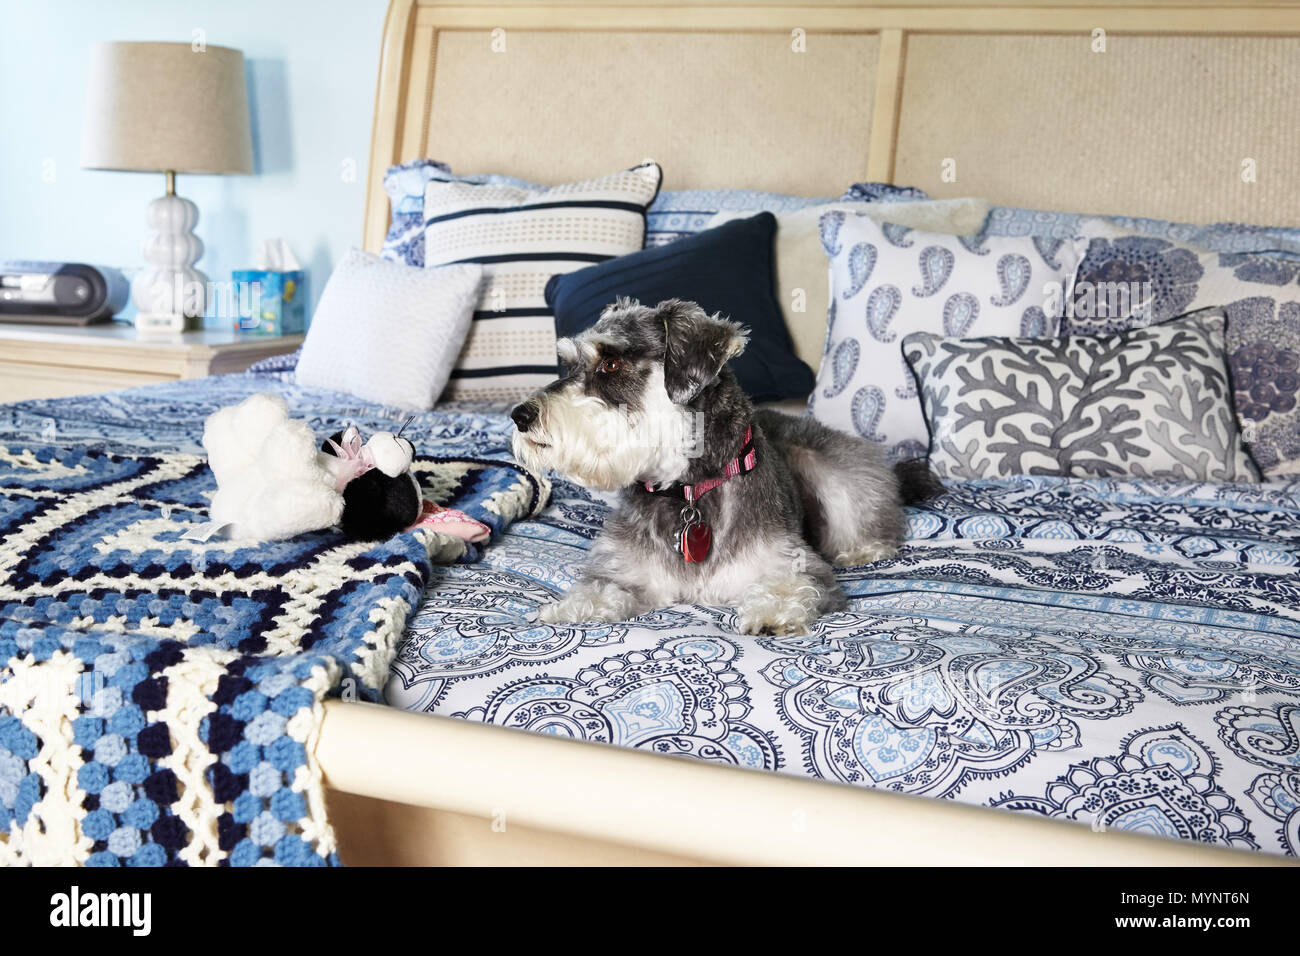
(363, 0, 1300, 251)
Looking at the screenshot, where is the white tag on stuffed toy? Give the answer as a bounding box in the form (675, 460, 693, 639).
(181, 521, 231, 543)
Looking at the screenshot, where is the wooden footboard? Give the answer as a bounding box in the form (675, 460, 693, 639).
(325, 791, 711, 866)
(316, 700, 1289, 866)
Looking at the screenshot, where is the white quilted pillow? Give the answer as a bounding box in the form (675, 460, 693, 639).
(296, 248, 482, 409)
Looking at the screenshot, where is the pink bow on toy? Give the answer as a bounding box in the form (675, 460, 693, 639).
(326, 428, 377, 491)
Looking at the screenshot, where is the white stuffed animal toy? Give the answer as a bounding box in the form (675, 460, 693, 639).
(201, 392, 416, 541)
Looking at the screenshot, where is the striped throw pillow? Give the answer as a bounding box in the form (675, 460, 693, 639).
(423, 162, 663, 401)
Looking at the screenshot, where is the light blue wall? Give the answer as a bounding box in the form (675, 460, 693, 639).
(0, 0, 391, 322)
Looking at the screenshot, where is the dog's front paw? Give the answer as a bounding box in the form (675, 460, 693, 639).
(536, 599, 581, 624)
(736, 577, 823, 636)
(736, 609, 812, 637)
(536, 580, 643, 625)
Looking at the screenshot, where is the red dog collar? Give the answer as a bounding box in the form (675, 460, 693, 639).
(644, 426, 757, 503)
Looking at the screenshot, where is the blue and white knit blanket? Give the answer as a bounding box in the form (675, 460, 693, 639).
(0, 436, 546, 866)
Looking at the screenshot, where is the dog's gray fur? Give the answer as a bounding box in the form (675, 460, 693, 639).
(511, 298, 908, 635)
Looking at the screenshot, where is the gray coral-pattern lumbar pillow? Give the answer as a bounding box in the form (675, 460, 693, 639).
(902, 308, 1260, 482)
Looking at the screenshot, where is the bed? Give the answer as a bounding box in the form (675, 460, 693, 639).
(6, 0, 1300, 867)
(4, 369, 1297, 864)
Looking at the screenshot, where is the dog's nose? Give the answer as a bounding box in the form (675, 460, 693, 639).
(511, 402, 539, 432)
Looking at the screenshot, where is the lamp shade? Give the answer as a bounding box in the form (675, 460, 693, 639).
(81, 41, 253, 175)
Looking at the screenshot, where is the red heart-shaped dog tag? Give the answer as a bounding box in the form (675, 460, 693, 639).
(682, 522, 711, 563)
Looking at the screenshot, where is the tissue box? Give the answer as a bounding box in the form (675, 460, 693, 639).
(231, 270, 306, 336)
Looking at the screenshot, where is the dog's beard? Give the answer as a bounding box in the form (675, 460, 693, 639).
(512, 370, 695, 491)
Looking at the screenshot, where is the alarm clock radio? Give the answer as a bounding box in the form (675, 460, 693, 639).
(0, 260, 129, 325)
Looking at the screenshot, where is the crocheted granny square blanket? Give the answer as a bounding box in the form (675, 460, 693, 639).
(0, 442, 546, 866)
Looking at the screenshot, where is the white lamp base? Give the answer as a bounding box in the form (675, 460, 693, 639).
(131, 185, 207, 332)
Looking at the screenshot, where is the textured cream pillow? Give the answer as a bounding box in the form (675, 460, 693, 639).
(424, 162, 663, 401)
(709, 198, 991, 374)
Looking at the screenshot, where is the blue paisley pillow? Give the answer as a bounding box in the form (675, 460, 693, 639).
(645, 188, 837, 247)
(983, 205, 1300, 256)
(810, 212, 1085, 462)
(647, 182, 926, 246)
(1068, 231, 1300, 475)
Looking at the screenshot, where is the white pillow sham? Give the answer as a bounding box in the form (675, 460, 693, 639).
(708, 198, 992, 375)
(812, 212, 1085, 461)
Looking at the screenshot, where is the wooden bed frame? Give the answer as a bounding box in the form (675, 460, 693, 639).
(318, 0, 1300, 866)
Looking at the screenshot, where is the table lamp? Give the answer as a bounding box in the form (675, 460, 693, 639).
(81, 41, 254, 332)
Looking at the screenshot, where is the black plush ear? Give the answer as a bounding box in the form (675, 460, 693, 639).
(321, 430, 346, 455)
(339, 471, 420, 540)
(658, 299, 748, 404)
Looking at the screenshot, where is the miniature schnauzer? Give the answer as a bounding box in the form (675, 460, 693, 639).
(511, 298, 937, 636)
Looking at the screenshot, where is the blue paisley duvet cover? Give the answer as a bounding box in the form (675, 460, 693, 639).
(4, 373, 1299, 858)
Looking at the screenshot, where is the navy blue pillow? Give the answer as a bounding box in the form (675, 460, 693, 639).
(544, 211, 815, 402)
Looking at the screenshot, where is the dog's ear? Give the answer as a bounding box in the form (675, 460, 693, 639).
(659, 300, 748, 404)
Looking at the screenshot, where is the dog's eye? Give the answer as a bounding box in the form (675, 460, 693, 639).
(597, 357, 623, 374)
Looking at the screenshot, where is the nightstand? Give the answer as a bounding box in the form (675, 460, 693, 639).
(0, 322, 303, 402)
